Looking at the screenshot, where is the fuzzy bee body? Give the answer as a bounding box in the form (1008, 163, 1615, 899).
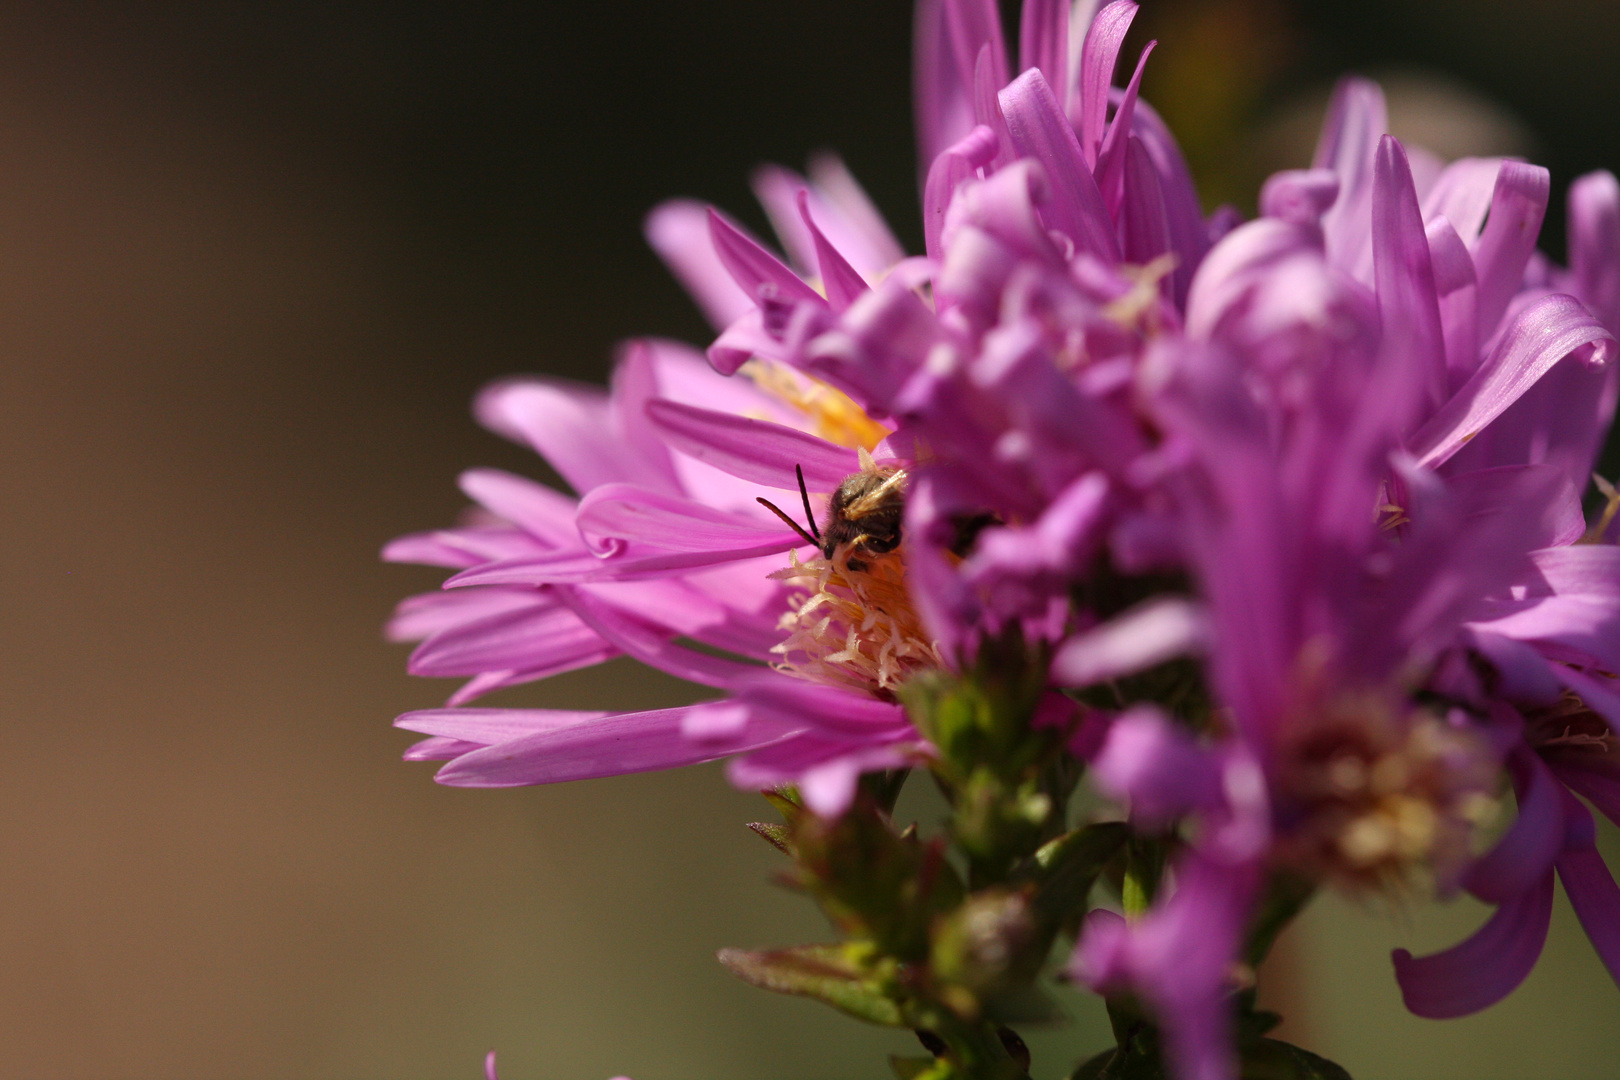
(820, 466, 906, 567)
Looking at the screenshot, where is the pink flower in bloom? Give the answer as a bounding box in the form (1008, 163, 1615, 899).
(388, 0, 1218, 814)
(1072, 78, 1620, 1080)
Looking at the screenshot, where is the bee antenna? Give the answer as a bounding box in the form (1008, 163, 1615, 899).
(756, 496, 819, 549)
(796, 465, 821, 542)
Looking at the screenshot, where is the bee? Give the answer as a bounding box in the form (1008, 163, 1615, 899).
(757, 461, 907, 572)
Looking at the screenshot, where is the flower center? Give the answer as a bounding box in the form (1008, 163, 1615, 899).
(1276, 698, 1497, 893)
(769, 545, 943, 697)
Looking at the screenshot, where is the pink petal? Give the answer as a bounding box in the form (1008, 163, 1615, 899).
(1529, 545, 1620, 599)
(644, 397, 860, 491)
(1408, 293, 1616, 468)
(1471, 161, 1550, 339)
(923, 125, 999, 262)
(1569, 170, 1620, 328)
(750, 164, 818, 273)
(458, 468, 579, 547)
(1075, 0, 1137, 166)
(396, 707, 611, 744)
(644, 200, 754, 330)
(474, 378, 673, 496)
(1420, 157, 1504, 244)
(1093, 40, 1157, 215)
(1391, 868, 1554, 1018)
(1019, 0, 1069, 101)
(1314, 77, 1388, 281)
(386, 587, 537, 644)
(1464, 746, 1566, 904)
(433, 705, 777, 787)
(806, 154, 906, 276)
(1120, 135, 1172, 267)
(407, 602, 604, 678)
(1052, 597, 1206, 687)
(798, 190, 869, 311)
(575, 483, 793, 554)
(705, 206, 824, 310)
(558, 588, 762, 689)
(1554, 795, 1620, 987)
(1372, 136, 1447, 413)
(998, 68, 1120, 262)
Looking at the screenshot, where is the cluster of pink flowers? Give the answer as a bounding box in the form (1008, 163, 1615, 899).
(389, 3, 1620, 1078)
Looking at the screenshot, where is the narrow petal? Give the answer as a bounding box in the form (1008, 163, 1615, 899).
(1052, 597, 1206, 687)
(645, 200, 754, 330)
(1094, 40, 1157, 214)
(1420, 157, 1504, 244)
(1529, 545, 1620, 600)
(706, 207, 825, 310)
(999, 68, 1120, 262)
(433, 705, 778, 787)
(751, 164, 818, 273)
(1407, 293, 1616, 469)
(558, 588, 763, 688)
(1076, 0, 1137, 166)
(1391, 869, 1554, 1018)
(386, 587, 537, 644)
(1554, 794, 1620, 987)
(407, 602, 604, 678)
(575, 483, 794, 554)
(1090, 707, 1225, 826)
(1120, 135, 1172, 266)
(644, 398, 860, 491)
(1464, 746, 1566, 904)
(807, 153, 907, 276)
(1314, 77, 1388, 281)
(1569, 170, 1620, 328)
(1471, 161, 1550, 338)
(396, 707, 611, 744)
(474, 378, 673, 496)
(798, 190, 870, 311)
(1372, 135, 1448, 413)
(1019, 0, 1069, 96)
(924, 125, 1000, 262)
(1548, 757, 1620, 830)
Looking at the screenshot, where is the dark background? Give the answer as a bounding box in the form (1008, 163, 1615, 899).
(1, 2, 1616, 1078)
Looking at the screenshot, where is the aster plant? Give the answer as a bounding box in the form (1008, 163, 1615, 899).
(386, 2, 1620, 1078)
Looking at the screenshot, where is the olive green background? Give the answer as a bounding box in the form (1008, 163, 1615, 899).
(1, 2, 1615, 1077)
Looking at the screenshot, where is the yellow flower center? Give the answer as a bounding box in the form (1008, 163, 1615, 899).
(742, 360, 891, 451)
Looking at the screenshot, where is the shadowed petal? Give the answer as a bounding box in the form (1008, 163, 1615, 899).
(1392, 868, 1554, 1018)
(1554, 794, 1620, 986)
(1464, 746, 1565, 904)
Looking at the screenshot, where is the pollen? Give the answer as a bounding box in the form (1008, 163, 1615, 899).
(742, 360, 891, 452)
(769, 545, 944, 696)
(1276, 695, 1498, 895)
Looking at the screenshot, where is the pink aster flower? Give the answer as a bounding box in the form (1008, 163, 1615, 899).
(1069, 83, 1619, 1077)
(1396, 166, 1620, 1010)
(388, 0, 1229, 814)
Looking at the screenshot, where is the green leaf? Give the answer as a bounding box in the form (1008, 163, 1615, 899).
(1067, 1049, 1117, 1080)
(890, 1055, 938, 1080)
(1239, 1038, 1354, 1080)
(716, 944, 903, 1027)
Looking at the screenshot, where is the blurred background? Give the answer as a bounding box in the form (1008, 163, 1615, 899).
(0, 1, 1617, 1077)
